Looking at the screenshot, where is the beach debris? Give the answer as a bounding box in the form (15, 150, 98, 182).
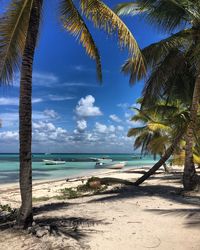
(27, 223, 51, 238)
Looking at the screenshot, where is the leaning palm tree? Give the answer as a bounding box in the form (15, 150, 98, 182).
(116, 0, 200, 190)
(128, 105, 174, 172)
(128, 101, 190, 185)
(0, 0, 145, 228)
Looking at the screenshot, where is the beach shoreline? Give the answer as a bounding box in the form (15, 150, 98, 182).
(0, 165, 200, 250)
(0, 164, 153, 189)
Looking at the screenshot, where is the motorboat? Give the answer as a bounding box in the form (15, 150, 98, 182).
(43, 159, 66, 165)
(95, 161, 126, 169)
(90, 157, 113, 163)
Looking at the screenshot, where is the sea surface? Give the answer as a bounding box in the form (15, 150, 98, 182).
(0, 153, 158, 184)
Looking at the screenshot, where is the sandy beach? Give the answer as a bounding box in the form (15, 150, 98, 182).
(0, 166, 200, 250)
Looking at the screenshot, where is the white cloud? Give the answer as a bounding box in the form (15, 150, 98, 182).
(0, 97, 43, 106)
(75, 95, 102, 117)
(77, 119, 87, 132)
(33, 121, 56, 131)
(12, 72, 59, 88)
(95, 122, 115, 134)
(48, 95, 76, 101)
(117, 125, 124, 131)
(32, 98, 43, 104)
(0, 131, 18, 140)
(109, 114, 121, 123)
(117, 103, 129, 109)
(63, 82, 97, 88)
(33, 72, 59, 87)
(33, 121, 68, 142)
(43, 109, 59, 119)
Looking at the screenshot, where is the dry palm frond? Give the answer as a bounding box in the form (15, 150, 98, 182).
(0, 0, 34, 85)
(60, 0, 102, 81)
(80, 0, 146, 81)
(147, 122, 170, 132)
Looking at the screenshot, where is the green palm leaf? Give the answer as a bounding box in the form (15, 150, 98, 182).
(0, 0, 34, 85)
(59, 0, 102, 81)
(122, 28, 193, 83)
(80, 0, 146, 80)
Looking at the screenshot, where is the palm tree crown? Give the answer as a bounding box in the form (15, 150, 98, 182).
(0, 0, 146, 85)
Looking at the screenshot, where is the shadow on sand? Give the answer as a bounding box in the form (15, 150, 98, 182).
(85, 173, 200, 229)
(0, 201, 107, 244)
(0, 170, 200, 243)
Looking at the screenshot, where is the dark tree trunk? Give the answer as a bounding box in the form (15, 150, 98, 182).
(183, 72, 200, 191)
(134, 131, 183, 186)
(17, 0, 43, 228)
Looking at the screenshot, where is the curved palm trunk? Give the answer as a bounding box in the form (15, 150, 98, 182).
(17, 0, 42, 228)
(134, 131, 183, 186)
(183, 72, 200, 191)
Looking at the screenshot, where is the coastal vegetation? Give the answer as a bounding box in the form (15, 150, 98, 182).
(0, 1, 200, 248)
(116, 0, 200, 190)
(0, 0, 144, 228)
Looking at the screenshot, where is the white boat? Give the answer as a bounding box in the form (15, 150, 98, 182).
(43, 159, 66, 165)
(90, 157, 113, 163)
(95, 161, 126, 169)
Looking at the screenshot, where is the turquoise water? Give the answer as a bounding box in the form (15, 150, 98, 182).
(0, 153, 157, 184)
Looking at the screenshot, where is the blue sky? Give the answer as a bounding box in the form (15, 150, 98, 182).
(0, 0, 168, 153)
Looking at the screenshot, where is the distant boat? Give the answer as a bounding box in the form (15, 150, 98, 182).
(90, 157, 113, 163)
(43, 159, 66, 165)
(95, 161, 126, 169)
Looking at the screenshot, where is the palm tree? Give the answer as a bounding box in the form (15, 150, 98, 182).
(116, 0, 200, 190)
(128, 101, 190, 183)
(128, 100, 188, 174)
(0, 0, 145, 228)
(128, 105, 175, 172)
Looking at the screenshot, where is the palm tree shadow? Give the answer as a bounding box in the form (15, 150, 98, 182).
(146, 208, 200, 229)
(35, 216, 106, 241)
(0, 201, 107, 243)
(88, 183, 200, 207)
(32, 201, 107, 241)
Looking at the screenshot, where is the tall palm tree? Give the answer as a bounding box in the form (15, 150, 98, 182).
(0, 0, 145, 228)
(116, 0, 200, 190)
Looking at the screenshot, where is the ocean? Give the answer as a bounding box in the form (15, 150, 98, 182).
(0, 153, 157, 184)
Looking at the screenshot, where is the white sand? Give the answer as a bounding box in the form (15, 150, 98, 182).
(0, 166, 200, 250)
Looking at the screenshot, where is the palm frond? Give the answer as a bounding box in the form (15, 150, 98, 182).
(127, 126, 147, 137)
(60, 0, 102, 81)
(142, 49, 186, 101)
(147, 122, 170, 132)
(148, 135, 168, 154)
(0, 0, 34, 85)
(136, 0, 192, 32)
(80, 0, 146, 80)
(114, 2, 145, 16)
(122, 28, 193, 83)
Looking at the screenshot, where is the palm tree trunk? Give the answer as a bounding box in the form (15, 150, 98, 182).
(17, 0, 42, 228)
(183, 72, 200, 191)
(160, 154, 170, 173)
(134, 131, 183, 186)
